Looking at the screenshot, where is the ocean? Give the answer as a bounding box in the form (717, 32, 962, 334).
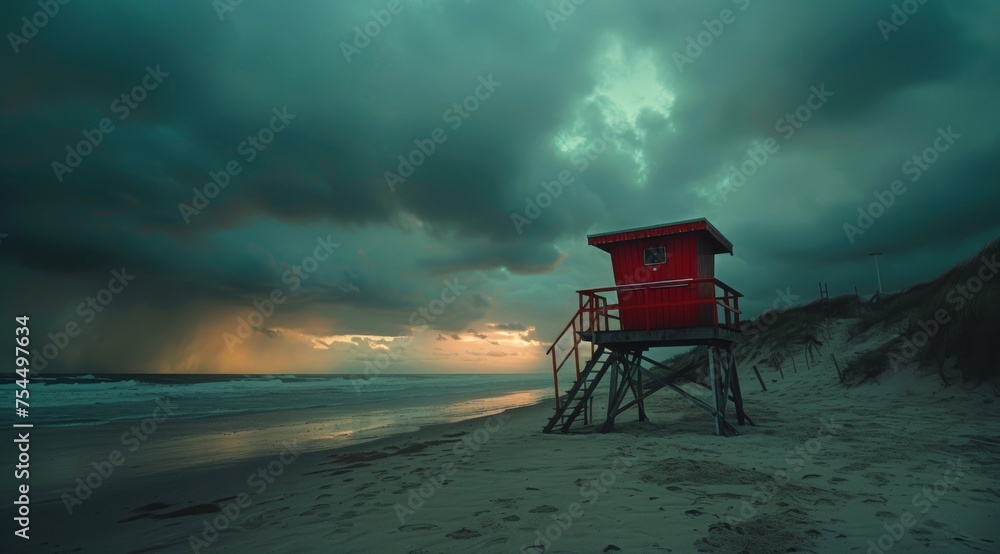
(13, 373, 551, 490)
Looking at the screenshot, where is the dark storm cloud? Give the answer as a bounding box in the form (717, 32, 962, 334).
(2, 0, 998, 372)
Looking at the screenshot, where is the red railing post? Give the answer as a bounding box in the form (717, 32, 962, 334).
(552, 349, 559, 410)
(572, 319, 580, 379)
(712, 282, 720, 329)
(723, 290, 729, 328)
(728, 290, 733, 328)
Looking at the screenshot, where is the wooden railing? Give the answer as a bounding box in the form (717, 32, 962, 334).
(578, 277, 743, 332)
(546, 278, 742, 410)
(545, 295, 596, 411)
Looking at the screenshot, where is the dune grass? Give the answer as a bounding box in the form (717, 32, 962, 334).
(901, 238, 1000, 383)
(846, 238, 999, 384)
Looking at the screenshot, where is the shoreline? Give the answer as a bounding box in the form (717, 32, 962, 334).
(27, 384, 550, 493)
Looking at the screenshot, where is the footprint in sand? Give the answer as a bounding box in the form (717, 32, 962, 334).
(445, 527, 482, 539)
(399, 523, 441, 532)
(528, 505, 558, 513)
(864, 472, 891, 486)
(923, 519, 949, 529)
(299, 504, 332, 517)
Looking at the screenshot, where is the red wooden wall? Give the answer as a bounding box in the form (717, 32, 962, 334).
(608, 233, 717, 330)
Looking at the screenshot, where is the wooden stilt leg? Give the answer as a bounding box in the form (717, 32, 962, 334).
(719, 352, 732, 417)
(727, 347, 747, 426)
(636, 357, 648, 422)
(605, 353, 619, 426)
(602, 353, 628, 433)
(709, 347, 722, 436)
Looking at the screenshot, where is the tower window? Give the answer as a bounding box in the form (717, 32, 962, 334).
(644, 246, 667, 265)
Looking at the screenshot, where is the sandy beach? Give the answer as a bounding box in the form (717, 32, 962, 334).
(23, 319, 999, 553)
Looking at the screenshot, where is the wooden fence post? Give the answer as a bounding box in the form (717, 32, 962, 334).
(752, 365, 767, 392)
(831, 353, 844, 384)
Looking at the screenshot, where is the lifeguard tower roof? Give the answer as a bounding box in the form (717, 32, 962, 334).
(587, 218, 734, 255)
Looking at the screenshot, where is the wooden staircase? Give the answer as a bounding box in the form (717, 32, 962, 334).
(542, 294, 613, 434)
(543, 346, 611, 433)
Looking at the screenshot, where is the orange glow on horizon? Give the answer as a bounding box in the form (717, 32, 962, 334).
(169, 320, 551, 375)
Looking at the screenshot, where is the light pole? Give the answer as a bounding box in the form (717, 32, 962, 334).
(869, 252, 884, 296)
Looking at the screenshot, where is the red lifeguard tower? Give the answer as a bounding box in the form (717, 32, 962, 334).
(543, 218, 751, 436)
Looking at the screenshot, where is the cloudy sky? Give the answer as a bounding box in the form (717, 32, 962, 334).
(2, 0, 998, 374)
